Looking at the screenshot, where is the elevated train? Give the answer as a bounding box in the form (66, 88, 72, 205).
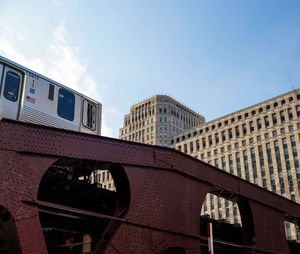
(0, 56, 102, 135)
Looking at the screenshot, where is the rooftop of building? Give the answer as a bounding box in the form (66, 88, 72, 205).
(129, 94, 204, 119)
(172, 88, 300, 141)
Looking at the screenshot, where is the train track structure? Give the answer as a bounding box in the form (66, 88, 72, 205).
(0, 119, 299, 254)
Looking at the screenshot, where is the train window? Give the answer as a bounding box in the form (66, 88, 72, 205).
(48, 84, 54, 100)
(4, 72, 20, 102)
(82, 100, 96, 130)
(57, 89, 75, 121)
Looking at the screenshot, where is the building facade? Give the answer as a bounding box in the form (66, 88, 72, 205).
(100, 89, 300, 240)
(171, 89, 300, 240)
(119, 95, 205, 146)
(96, 95, 205, 192)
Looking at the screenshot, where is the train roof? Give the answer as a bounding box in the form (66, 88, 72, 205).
(0, 55, 101, 105)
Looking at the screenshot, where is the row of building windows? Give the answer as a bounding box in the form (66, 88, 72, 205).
(178, 123, 299, 155)
(177, 123, 300, 159)
(173, 105, 300, 145)
(172, 98, 300, 143)
(200, 136, 300, 201)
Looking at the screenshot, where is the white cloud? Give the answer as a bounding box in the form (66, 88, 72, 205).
(0, 20, 113, 136)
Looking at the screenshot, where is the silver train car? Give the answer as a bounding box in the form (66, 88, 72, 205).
(0, 56, 101, 135)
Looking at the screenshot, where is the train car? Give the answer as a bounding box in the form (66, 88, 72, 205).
(0, 56, 101, 135)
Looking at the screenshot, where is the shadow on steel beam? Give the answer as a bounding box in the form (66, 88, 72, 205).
(37, 159, 130, 254)
(0, 205, 21, 254)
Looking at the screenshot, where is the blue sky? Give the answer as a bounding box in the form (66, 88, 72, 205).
(0, 0, 299, 137)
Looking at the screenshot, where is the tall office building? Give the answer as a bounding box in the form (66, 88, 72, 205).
(103, 89, 300, 239)
(171, 89, 300, 240)
(119, 95, 205, 145)
(97, 95, 204, 192)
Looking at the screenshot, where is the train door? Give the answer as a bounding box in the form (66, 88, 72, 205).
(0, 66, 23, 120)
(81, 99, 98, 134)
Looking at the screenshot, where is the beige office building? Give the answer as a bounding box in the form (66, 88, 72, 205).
(97, 95, 204, 192)
(171, 89, 300, 240)
(119, 95, 205, 146)
(102, 89, 300, 240)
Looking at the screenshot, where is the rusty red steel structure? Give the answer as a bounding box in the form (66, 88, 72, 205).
(0, 119, 299, 254)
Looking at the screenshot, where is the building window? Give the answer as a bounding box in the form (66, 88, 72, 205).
(242, 140, 246, 146)
(264, 116, 269, 128)
(290, 136, 300, 190)
(229, 154, 233, 174)
(280, 110, 285, 123)
(184, 144, 187, 153)
(235, 143, 239, 148)
(207, 152, 211, 157)
(236, 152, 241, 177)
(266, 105, 270, 111)
(266, 143, 276, 192)
(222, 131, 226, 142)
(289, 125, 294, 132)
(297, 105, 300, 118)
(221, 157, 226, 170)
(274, 102, 278, 108)
(258, 145, 266, 188)
(215, 133, 219, 144)
(209, 135, 213, 146)
(235, 126, 240, 138)
(257, 119, 262, 130)
(250, 148, 258, 184)
(221, 147, 225, 153)
(202, 138, 206, 148)
(243, 150, 250, 181)
(249, 121, 254, 133)
(228, 128, 233, 140)
(249, 138, 254, 144)
(288, 108, 293, 120)
(272, 113, 277, 126)
(265, 133, 269, 139)
(190, 142, 194, 153)
(274, 140, 285, 195)
(214, 149, 218, 155)
(273, 130, 277, 137)
(215, 159, 219, 168)
(242, 124, 247, 136)
(196, 140, 200, 151)
(228, 145, 232, 151)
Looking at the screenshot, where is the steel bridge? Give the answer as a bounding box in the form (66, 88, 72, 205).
(0, 119, 299, 254)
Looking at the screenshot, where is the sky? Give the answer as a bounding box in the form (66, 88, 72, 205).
(0, 0, 300, 137)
